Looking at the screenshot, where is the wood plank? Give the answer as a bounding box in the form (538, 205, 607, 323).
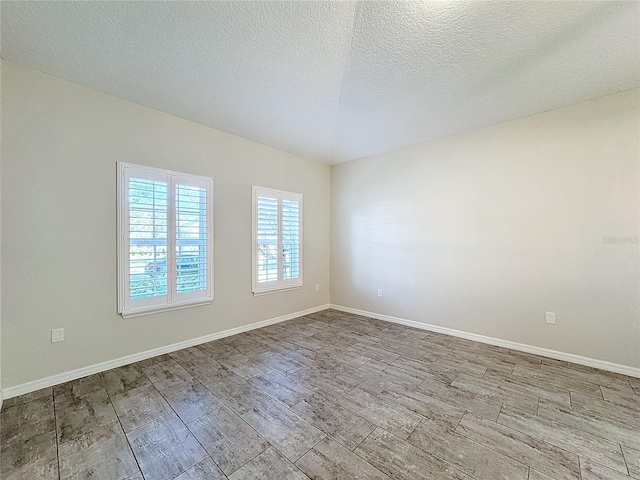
(483, 368, 571, 406)
(292, 393, 376, 450)
(173, 458, 226, 480)
(249, 370, 314, 407)
(599, 385, 640, 412)
(451, 373, 539, 414)
(416, 377, 502, 421)
(241, 395, 326, 462)
(579, 457, 634, 480)
(296, 438, 391, 480)
(569, 392, 640, 428)
(355, 427, 473, 480)
(537, 398, 639, 449)
(622, 445, 640, 479)
(540, 364, 633, 390)
(408, 418, 529, 480)
(187, 405, 269, 476)
(336, 388, 422, 439)
(379, 383, 465, 431)
(228, 447, 308, 480)
(456, 413, 580, 480)
(511, 365, 602, 398)
(127, 413, 207, 480)
(497, 405, 627, 474)
(58, 423, 138, 480)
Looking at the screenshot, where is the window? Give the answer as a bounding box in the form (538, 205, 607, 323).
(252, 186, 303, 295)
(117, 162, 213, 317)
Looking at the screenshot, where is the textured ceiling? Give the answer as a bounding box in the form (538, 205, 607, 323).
(2, 1, 639, 164)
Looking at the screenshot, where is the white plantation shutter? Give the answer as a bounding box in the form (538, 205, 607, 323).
(252, 186, 303, 294)
(256, 196, 279, 284)
(174, 177, 210, 301)
(125, 169, 169, 309)
(118, 163, 214, 317)
(282, 200, 301, 281)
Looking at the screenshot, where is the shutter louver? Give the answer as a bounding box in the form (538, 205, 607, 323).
(176, 184, 208, 294)
(282, 200, 300, 280)
(257, 196, 279, 284)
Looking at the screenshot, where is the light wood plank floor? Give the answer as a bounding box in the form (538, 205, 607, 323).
(2, 309, 639, 479)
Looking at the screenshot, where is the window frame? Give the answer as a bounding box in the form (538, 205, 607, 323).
(117, 162, 214, 318)
(252, 185, 303, 296)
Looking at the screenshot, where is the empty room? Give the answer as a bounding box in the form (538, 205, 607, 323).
(1, 1, 639, 479)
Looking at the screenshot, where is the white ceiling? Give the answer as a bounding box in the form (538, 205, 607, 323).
(2, 1, 639, 164)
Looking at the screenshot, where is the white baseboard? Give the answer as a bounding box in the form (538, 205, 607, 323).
(2, 304, 330, 400)
(330, 304, 640, 379)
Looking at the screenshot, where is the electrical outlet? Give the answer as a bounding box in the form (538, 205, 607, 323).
(545, 312, 556, 325)
(51, 328, 65, 343)
(315, 284, 320, 292)
(377, 289, 383, 298)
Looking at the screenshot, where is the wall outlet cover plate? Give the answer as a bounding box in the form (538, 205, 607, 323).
(545, 312, 556, 325)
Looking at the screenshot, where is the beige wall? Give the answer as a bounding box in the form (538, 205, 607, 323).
(1, 62, 330, 389)
(331, 88, 640, 369)
(2, 61, 638, 391)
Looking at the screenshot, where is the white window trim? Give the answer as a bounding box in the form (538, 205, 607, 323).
(117, 162, 214, 318)
(252, 185, 303, 295)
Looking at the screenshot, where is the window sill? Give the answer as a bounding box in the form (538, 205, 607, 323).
(253, 286, 301, 297)
(120, 299, 212, 318)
